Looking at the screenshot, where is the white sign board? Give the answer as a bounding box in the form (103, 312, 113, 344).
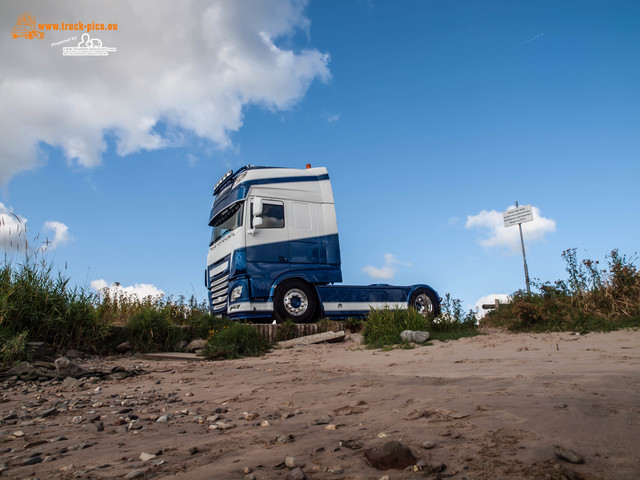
(503, 205, 534, 228)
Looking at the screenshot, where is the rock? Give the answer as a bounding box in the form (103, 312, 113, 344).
(22, 455, 42, 465)
(139, 452, 157, 461)
(185, 339, 207, 352)
(0, 463, 8, 473)
(61, 377, 83, 390)
(325, 424, 336, 430)
(24, 440, 48, 449)
(12, 430, 25, 438)
(83, 422, 104, 433)
(116, 341, 133, 353)
(124, 469, 146, 478)
(128, 420, 143, 431)
(242, 466, 253, 474)
(364, 441, 417, 471)
(243, 412, 257, 420)
(260, 420, 270, 427)
(156, 415, 169, 423)
(400, 330, 430, 343)
(278, 331, 345, 348)
(285, 467, 306, 480)
(65, 349, 86, 359)
(285, 456, 304, 468)
(314, 416, 332, 425)
(422, 441, 436, 449)
(54, 357, 87, 378)
(174, 340, 188, 351)
(37, 407, 58, 418)
(554, 445, 585, 464)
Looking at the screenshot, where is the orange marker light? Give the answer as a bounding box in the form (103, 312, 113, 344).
(306, 164, 311, 169)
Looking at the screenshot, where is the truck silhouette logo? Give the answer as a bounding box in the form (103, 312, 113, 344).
(12, 12, 44, 40)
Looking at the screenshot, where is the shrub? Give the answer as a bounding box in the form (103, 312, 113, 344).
(0, 256, 105, 356)
(482, 248, 640, 332)
(0, 330, 28, 366)
(125, 308, 180, 352)
(202, 323, 271, 360)
(363, 307, 430, 348)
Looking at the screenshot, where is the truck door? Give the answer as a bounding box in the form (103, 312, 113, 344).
(245, 197, 290, 298)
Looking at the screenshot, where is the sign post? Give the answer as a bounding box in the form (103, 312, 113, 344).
(502, 202, 533, 294)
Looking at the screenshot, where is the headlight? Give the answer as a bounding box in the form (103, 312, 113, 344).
(230, 286, 243, 302)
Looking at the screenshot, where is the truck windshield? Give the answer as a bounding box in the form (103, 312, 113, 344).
(210, 201, 244, 245)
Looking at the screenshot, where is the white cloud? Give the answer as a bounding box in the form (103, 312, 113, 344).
(41, 220, 71, 250)
(0, 203, 28, 252)
(327, 113, 341, 123)
(91, 279, 164, 301)
(0, 203, 70, 252)
(362, 253, 411, 280)
(0, 0, 330, 184)
(474, 293, 510, 318)
(465, 205, 556, 254)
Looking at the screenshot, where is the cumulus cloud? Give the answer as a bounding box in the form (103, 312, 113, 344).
(474, 293, 510, 318)
(0, 203, 28, 252)
(362, 253, 411, 280)
(91, 279, 164, 300)
(0, 0, 330, 184)
(0, 203, 70, 252)
(41, 220, 71, 250)
(465, 205, 556, 254)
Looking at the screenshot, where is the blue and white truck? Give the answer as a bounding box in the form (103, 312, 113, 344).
(206, 165, 440, 322)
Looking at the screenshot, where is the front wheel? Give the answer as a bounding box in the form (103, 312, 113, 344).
(409, 288, 439, 317)
(274, 280, 318, 323)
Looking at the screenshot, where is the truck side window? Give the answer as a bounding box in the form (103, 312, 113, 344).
(251, 201, 284, 229)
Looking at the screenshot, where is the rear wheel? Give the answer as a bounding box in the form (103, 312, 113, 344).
(274, 280, 318, 323)
(409, 288, 439, 317)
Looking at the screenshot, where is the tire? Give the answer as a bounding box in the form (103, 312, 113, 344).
(409, 288, 439, 317)
(274, 280, 318, 323)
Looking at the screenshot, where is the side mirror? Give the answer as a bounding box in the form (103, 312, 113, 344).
(253, 197, 263, 216)
(251, 197, 264, 230)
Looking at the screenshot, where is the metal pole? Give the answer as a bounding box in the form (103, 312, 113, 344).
(516, 201, 531, 294)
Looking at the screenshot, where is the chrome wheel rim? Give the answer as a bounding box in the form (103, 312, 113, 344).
(414, 293, 433, 316)
(283, 288, 308, 316)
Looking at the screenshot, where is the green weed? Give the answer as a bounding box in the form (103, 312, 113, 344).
(202, 323, 271, 360)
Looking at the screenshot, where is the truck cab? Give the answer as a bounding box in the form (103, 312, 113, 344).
(206, 165, 440, 322)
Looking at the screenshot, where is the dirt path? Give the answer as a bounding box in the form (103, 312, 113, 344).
(1, 330, 639, 479)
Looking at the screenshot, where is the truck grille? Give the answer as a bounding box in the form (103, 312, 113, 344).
(209, 256, 230, 313)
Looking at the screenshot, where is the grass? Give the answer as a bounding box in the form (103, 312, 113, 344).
(482, 248, 640, 333)
(202, 323, 271, 360)
(363, 296, 479, 349)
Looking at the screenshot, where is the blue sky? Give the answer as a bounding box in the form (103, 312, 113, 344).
(1, 0, 639, 312)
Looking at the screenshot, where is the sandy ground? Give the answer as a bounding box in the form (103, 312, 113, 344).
(1, 329, 640, 480)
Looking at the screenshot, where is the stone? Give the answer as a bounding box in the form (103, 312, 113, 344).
(422, 441, 436, 449)
(124, 469, 146, 478)
(139, 452, 157, 461)
(128, 420, 143, 431)
(285, 456, 304, 468)
(83, 422, 104, 433)
(285, 467, 306, 480)
(61, 377, 83, 390)
(174, 340, 188, 351)
(554, 445, 585, 464)
(37, 407, 58, 418)
(364, 441, 417, 471)
(156, 415, 169, 423)
(12, 430, 25, 438)
(54, 357, 87, 378)
(400, 330, 430, 343)
(185, 339, 207, 352)
(22, 455, 42, 465)
(325, 424, 336, 430)
(278, 331, 345, 348)
(65, 349, 86, 359)
(116, 341, 133, 353)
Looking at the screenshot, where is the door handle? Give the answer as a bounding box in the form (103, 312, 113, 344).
(278, 256, 288, 262)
